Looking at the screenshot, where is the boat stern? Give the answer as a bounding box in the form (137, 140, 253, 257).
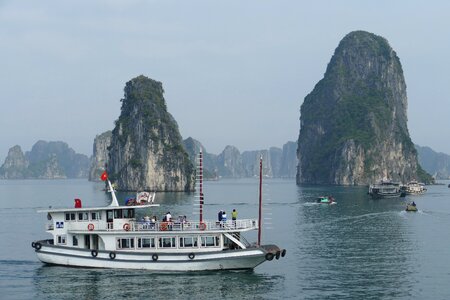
(260, 244, 287, 261)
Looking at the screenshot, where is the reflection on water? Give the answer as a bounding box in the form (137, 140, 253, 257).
(34, 265, 285, 300)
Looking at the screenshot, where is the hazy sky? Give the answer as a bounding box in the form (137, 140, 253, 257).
(1, 1, 450, 162)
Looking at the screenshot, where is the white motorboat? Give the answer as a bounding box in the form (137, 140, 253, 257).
(31, 152, 285, 271)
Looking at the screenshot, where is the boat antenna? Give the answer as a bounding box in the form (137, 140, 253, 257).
(199, 149, 204, 223)
(258, 155, 263, 246)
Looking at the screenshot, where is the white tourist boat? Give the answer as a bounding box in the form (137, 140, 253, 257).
(31, 152, 285, 271)
(401, 181, 427, 195)
(368, 180, 402, 199)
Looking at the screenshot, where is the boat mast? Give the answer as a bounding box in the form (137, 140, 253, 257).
(108, 179, 119, 207)
(258, 155, 262, 246)
(199, 149, 204, 223)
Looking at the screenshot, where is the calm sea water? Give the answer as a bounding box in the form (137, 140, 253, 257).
(1, 178, 450, 299)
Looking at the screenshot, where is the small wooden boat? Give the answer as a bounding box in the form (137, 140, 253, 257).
(405, 203, 418, 212)
(317, 196, 336, 205)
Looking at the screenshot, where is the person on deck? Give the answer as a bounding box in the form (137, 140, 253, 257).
(232, 209, 238, 228)
(222, 211, 227, 223)
(232, 209, 237, 221)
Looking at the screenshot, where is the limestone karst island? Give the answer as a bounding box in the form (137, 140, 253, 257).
(297, 31, 433, 185)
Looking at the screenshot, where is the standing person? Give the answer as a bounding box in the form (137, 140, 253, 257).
(232, 209, 238, 228)
(222, 211, 227, 223)
(218, 210, 223, 222)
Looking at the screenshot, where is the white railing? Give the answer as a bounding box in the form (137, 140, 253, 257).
(131, 219, 258, 232)
(64, 219, 258, 232)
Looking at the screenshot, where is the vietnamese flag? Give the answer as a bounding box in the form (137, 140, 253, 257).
(100, 171, 108, 181)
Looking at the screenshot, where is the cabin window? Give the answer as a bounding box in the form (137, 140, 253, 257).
(137, 237, 155, 249)
(72, 236, 78, 246)
(117, 238, 135, 249)
(201, 236, 219, 247)
(91, 212, 101, 220)
(57, 235, 67, 245)
(158, 237, 176, 248)
(123, 209, 135, 219)
(78, 212, 89, 221)
(114, 210, 122, 219)
(179, 236, 198, 248)
(65, 213, 76, 221)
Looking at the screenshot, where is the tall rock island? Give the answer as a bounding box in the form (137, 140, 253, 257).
(88, 131, 112, 181)
(108, 75, 194, 191)
(297, 31, 432, 185)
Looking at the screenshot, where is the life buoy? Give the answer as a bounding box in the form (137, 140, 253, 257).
(109, 252, 116, 259)
(160, 222, 168, 231)
(188, 253, 195, 260)
(199, 222, 207, 231)
(152, 254, 158, 261)
(91, 250, 98, 257)
(31, 242, 36, 248)
(265, 252, 274, 261)
(87, 223, 95, 231)
(35, 242, 42, 250)
(281, 249, 286, 257)
(123, 223, 131, 231)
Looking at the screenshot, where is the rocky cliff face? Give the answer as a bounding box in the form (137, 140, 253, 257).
(0, 145, 29, 179)
(0, 141, 89, 179)
(108, 75, 194, 191)
(89, 131, 112, 181)
(216, 146, 245, 178)
(297, 31, 432, 185)
(415, 144, 450, 179)
(182, 137, 218, 179)
(182, 137, 298, 178)
(279, 141, 298, 178)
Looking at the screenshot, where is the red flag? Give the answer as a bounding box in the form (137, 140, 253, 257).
(100, 171, 108, 181)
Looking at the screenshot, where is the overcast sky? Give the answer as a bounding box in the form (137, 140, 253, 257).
(1, 0, 450, 162)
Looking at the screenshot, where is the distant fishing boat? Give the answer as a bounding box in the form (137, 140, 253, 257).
(316, 196, 336, 205)
(405, 202, 418, 212)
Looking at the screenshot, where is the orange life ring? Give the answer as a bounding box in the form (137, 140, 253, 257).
(123, 223, 131, 231)
(87, 223, 95, 231)
(160, 222, 168, 231)
(199, 222, 207, 231)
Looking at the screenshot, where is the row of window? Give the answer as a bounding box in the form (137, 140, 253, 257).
(64, 209, 136, 222)
(55, 234, 220, 249)
(56, 235, 78, 246)
(117, 236, 220, 250)
(65, 212, 101, 222)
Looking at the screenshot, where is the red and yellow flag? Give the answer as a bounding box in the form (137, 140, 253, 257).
(100, 171, 108, 181)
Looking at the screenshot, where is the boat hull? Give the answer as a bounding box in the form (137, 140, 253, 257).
(34, 241, 269, 271)
(405, 205, 418, 212)
(370, 192, 402, 199)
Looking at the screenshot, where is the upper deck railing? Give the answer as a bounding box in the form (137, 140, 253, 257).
(60, 219, 258, 233)
(131, 219, 257, 232)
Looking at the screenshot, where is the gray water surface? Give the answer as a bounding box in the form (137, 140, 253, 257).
(1, 179, 450, 299)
